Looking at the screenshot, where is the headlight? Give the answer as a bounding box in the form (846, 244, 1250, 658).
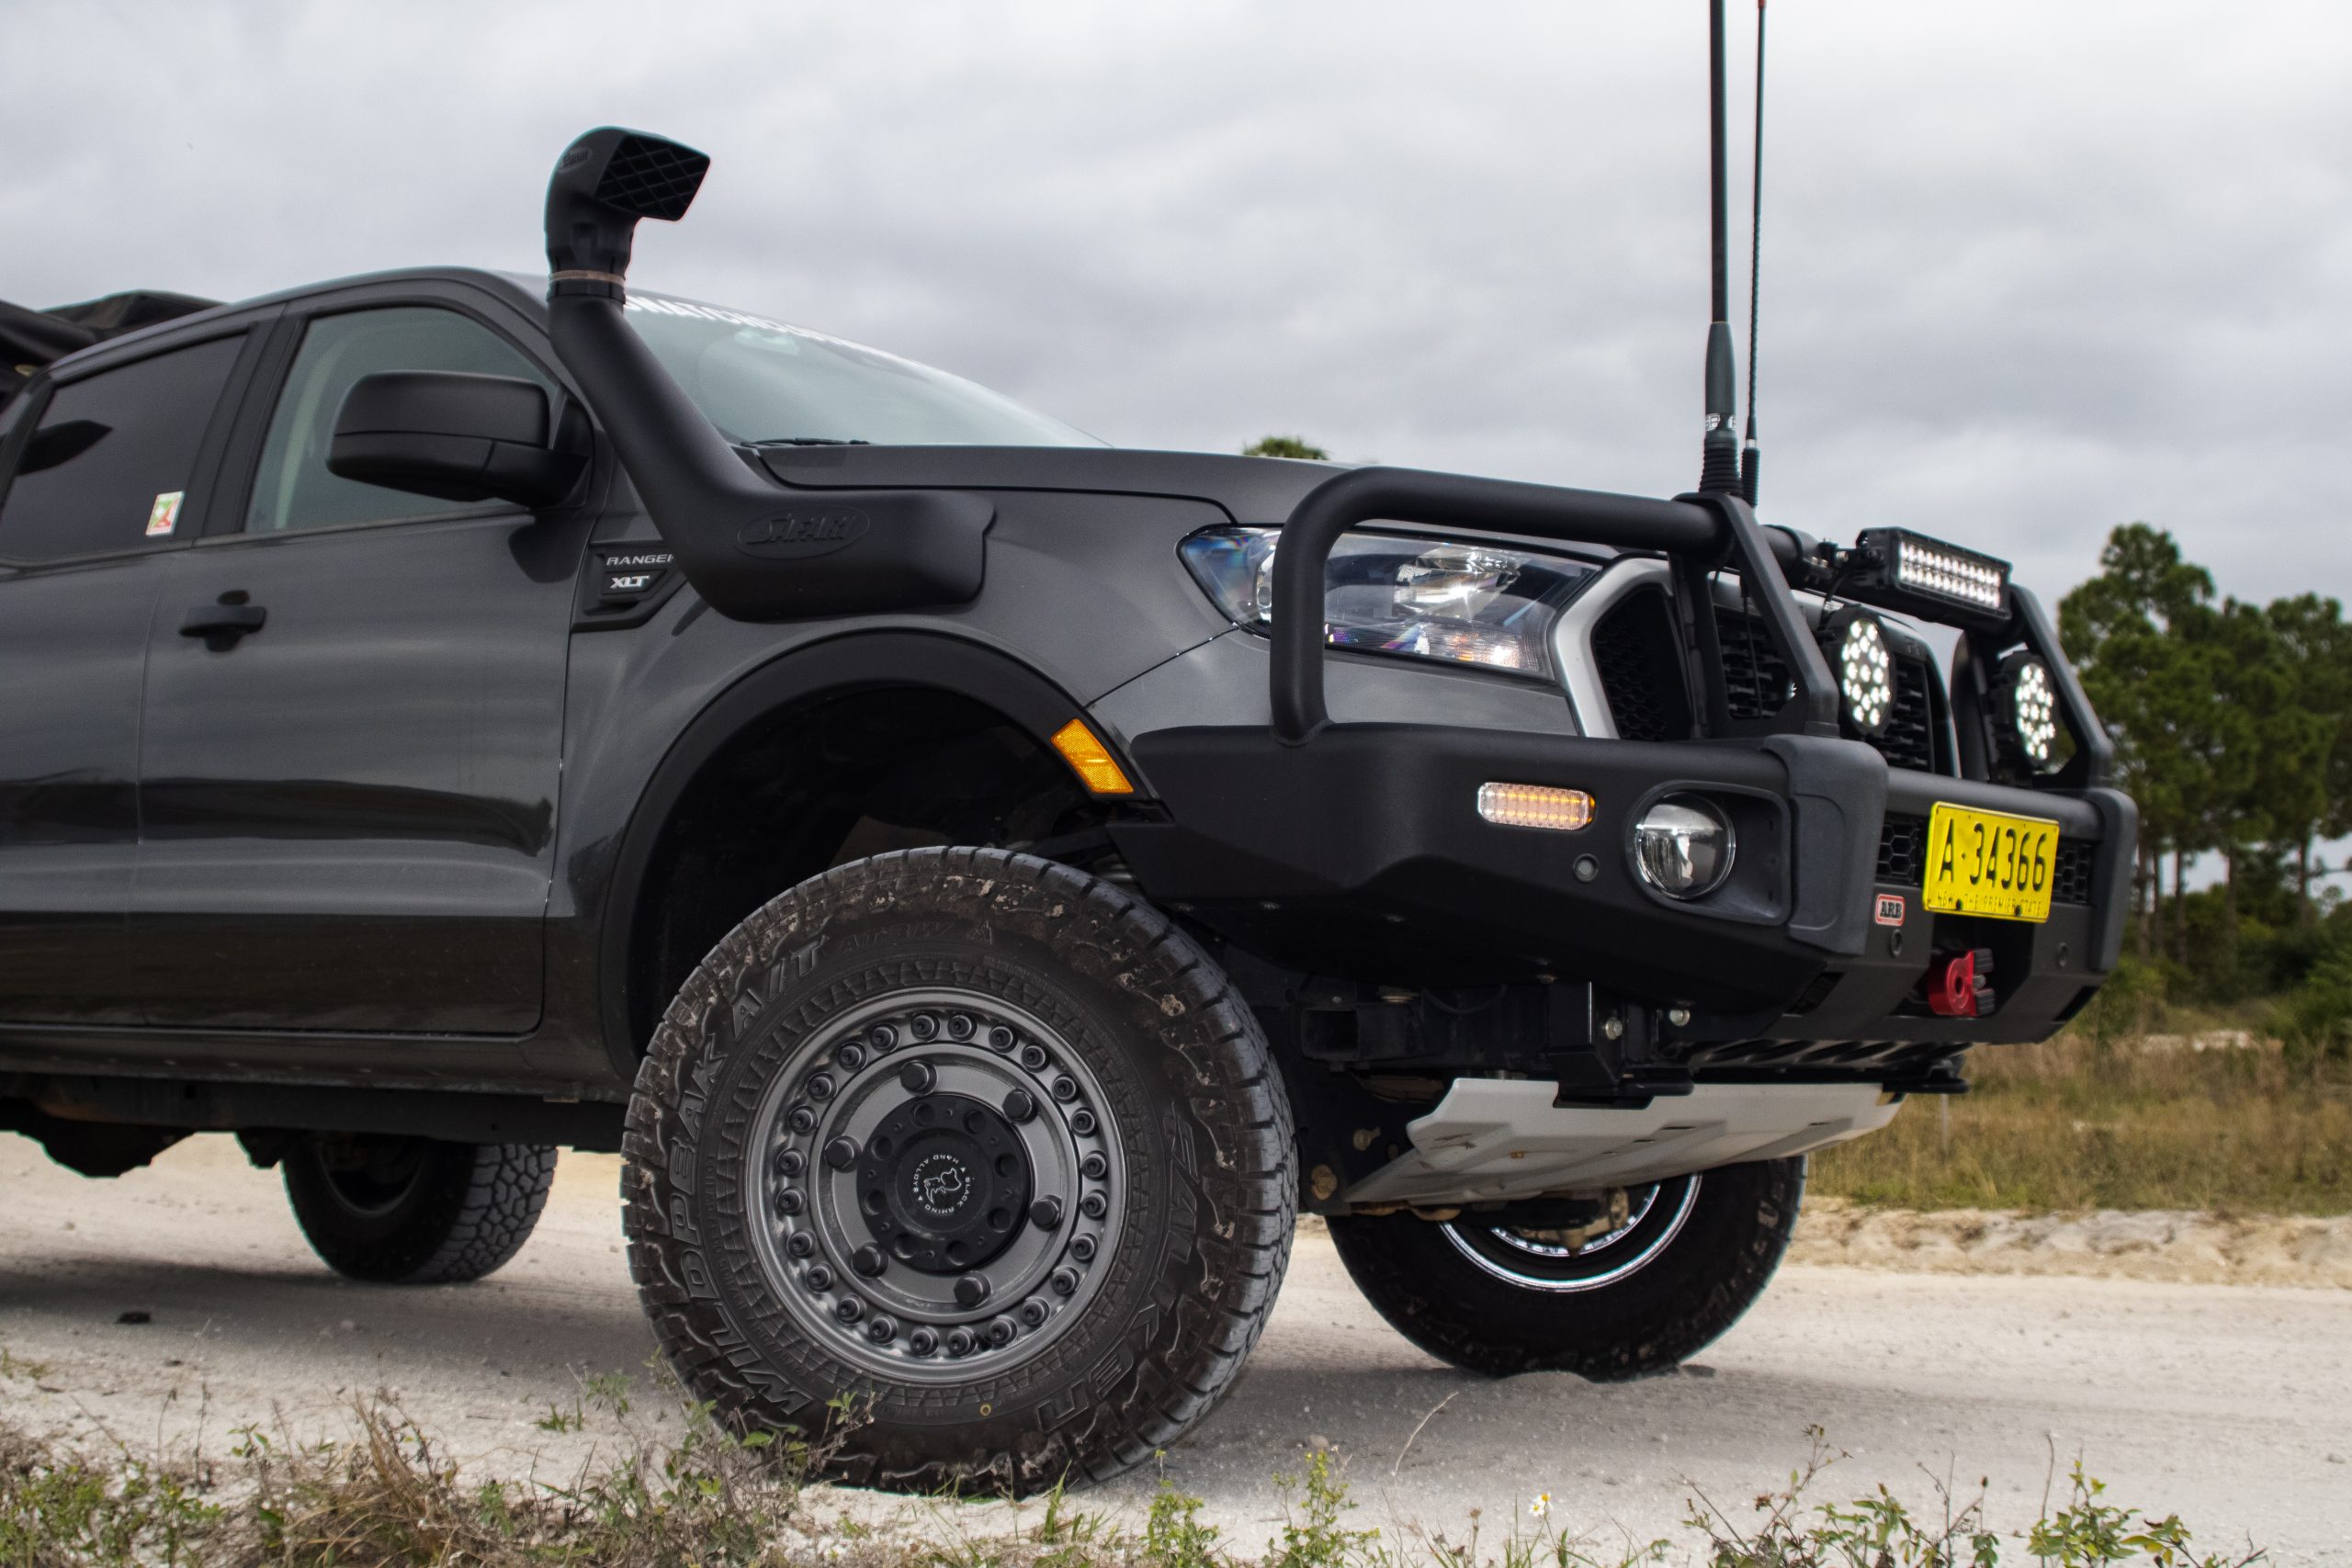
(1631, 795, 1735, 900)
(1997, 651, 2060, 771)
(1181, 527, 1594, 680)
(1824, 609, 1894, 738)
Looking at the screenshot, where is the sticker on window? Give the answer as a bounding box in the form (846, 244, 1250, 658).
(145, 491, 185, 537)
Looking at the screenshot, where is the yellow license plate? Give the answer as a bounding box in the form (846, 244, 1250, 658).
(1922, 803, 2060, 923)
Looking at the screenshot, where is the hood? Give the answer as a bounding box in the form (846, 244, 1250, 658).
(755, 445, 1344, 527)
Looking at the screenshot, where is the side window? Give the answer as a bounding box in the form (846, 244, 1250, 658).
(0, 335, 243, 562)
(245, 307, 555, 534)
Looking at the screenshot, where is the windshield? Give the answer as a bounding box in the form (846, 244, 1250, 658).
(622, 294, 1099, 448)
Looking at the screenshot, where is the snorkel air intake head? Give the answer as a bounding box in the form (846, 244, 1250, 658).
(544, 128, 711, 299)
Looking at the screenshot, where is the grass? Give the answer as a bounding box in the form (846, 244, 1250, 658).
(1809, 1027, 2352, 1215)
(0, 1372, 2266, 1568)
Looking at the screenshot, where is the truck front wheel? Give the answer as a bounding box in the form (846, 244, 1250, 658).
(624, 848, 1295, 1493)
(1326, 1156, 1804, 1379)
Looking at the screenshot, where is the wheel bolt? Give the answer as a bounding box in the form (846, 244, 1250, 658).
(1070, 1235, 1097, 1262)
(868, 1023, 898, 1052)
(836, 1043, 866, 1069)
(1019, 1043, 1048, 1071)
(1069, 1110, 1097, 1136)
(788, 1106, 817, 1133)
(866, 1315, 897, 1343)
(835, 1297, 863, 1324)
(1002, 1089, 1037, 1122)
(807, 1073, 835, 1101)
(1052, 1076, 1079, 1101)
(954, 1273, 990, 1308)
(1080, 1192, 1107, 1220)
(805, 1265, 833, 1291)
(985, 1317, 1017, 1348)
(1080, 1152, 1109, 1180)
(852, 1244, 888, 1278)
(1051, 1268, 1080, 1296)
(899, 1061, 935, 1094)
(986, 1026, 1015, 1053)
(910, 1327, 939, 1356)
(774, 1148, 804, 1178)
(775, 1189, 805, 1215)
(946, 1327, 976, 1357)
(910, 1013, 940, 1041)
(1029, 1196, 1063, 1231)
(824, 1136, 860, 1170)
(947, 1012, 976, 1039)
(1019, 1299, 1049, 1327)
(786, 1232, 816, 1258)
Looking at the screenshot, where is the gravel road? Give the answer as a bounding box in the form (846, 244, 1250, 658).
(3, 1134, 2346, 1562)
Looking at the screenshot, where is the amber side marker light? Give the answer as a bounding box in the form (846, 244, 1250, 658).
(1476, 782, 1594, 830)
(1051, 719, 1136, 795)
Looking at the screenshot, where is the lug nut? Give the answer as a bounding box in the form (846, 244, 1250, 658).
(910, 1327, 939, 1356)
(775, 1189, 805, 1215)
(1070, 1235, 1098, 1262)
(852, 1244, 888, 1278)
(1050, 1268, 1080, 1296)
(1019, 1299, 1049, 1327)
(1080, 1152, 1108, 1180)
(868, 1023, 898, 1052)
(1052, 1076, 1079, 1102)
(946, 1327, 976, 1357)
(1018, 1043, 1048, 1071)
(788, 1106, 817, 1133)
(1003, 1089, 1037, 1122)
(954, 1273, 990, 1309)
(1029, 1196, 1064, 1232)
(786, 1231, 816, 1258)
(899, 1061, 935, 1094)
(1069, 1110, 1097, 1136)
(985, 1317, 1017, 1348)
(836, 1042, 866, 1069)
(835, 1297, 863, 1324)
(1080, 1191, 1107, 1220)
(824, 1136, 860, 1170)
(910, 1013, 940, 1041)
(986, 1026, 1015, 1053)
(866, 1314, 897, 1343)
(947, 1012, 976, 1039)
(805, 1265, 833, 1291)
(807, 1073, 835, 1100)
(774, 1148, 804, 1178)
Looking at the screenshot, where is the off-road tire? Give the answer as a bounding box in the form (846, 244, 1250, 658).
(1327, 1156, 1804, 1379)
(623, 847, 1295, 1494)
(283, 1135, 555, 1284)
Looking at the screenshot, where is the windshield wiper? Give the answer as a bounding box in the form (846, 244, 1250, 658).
(747, 436, 871, 446)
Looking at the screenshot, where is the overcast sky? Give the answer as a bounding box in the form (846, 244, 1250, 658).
(4, 1, 2346, 608)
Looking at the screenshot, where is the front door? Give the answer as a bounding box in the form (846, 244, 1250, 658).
(132, 296, 592, 1032)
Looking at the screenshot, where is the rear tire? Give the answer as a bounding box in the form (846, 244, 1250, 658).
(283, 1134, 555, 1284)
(1327, 1156, 1804, 1379)
(623, 847, 1295, 1494)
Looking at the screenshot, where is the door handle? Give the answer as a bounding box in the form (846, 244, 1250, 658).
(180, 601, 266, 649)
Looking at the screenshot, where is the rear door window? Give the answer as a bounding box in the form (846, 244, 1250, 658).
(244, 307, 556, 534)
(0, 335, 243, 562)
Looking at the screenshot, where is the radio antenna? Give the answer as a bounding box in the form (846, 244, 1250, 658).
(1698, 0, 1741, 493)
(1741, 0, 1767, 504)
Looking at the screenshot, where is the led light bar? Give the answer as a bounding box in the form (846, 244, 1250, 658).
(1852, 528, 2011, 617)
(1476, 782, 1594, 831)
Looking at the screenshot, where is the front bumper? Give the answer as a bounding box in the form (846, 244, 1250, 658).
(1108, 723, 2136, 1052)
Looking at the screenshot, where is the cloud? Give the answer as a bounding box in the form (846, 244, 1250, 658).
(4, 0, 2346, 604)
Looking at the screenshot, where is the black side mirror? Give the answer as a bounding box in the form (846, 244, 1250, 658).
(328, 370, 584, 509)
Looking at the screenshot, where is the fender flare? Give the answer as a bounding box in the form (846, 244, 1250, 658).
(593, 629, 1138, 1074)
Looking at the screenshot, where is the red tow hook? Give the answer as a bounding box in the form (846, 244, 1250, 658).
(1928, 947, 1996, 1018)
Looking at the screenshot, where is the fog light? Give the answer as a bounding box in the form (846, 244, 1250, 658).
(1632, 796, 1734, 899)
(1477, 782, 1594, 831)
(1996, 652, 2060, 771)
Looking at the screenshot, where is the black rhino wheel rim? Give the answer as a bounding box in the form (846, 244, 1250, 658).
(1438, 1174, 1702, 1292)
(748, 987, 1125, 1381)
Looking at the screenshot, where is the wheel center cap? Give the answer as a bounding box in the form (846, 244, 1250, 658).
(856, 1087, 1032, 1275)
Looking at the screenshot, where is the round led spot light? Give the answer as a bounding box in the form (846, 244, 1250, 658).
(1631, 795, 1735, 901)
(1997, 652, 2061, 772)
(1826, 610, 1895, 739)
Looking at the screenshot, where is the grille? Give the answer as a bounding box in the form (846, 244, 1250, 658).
(1715, 606, 1793, 720)
(1878, 811, 2097, 905)
(1879, 659, 1938, 772)
(1591, 593, 1685, 742)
